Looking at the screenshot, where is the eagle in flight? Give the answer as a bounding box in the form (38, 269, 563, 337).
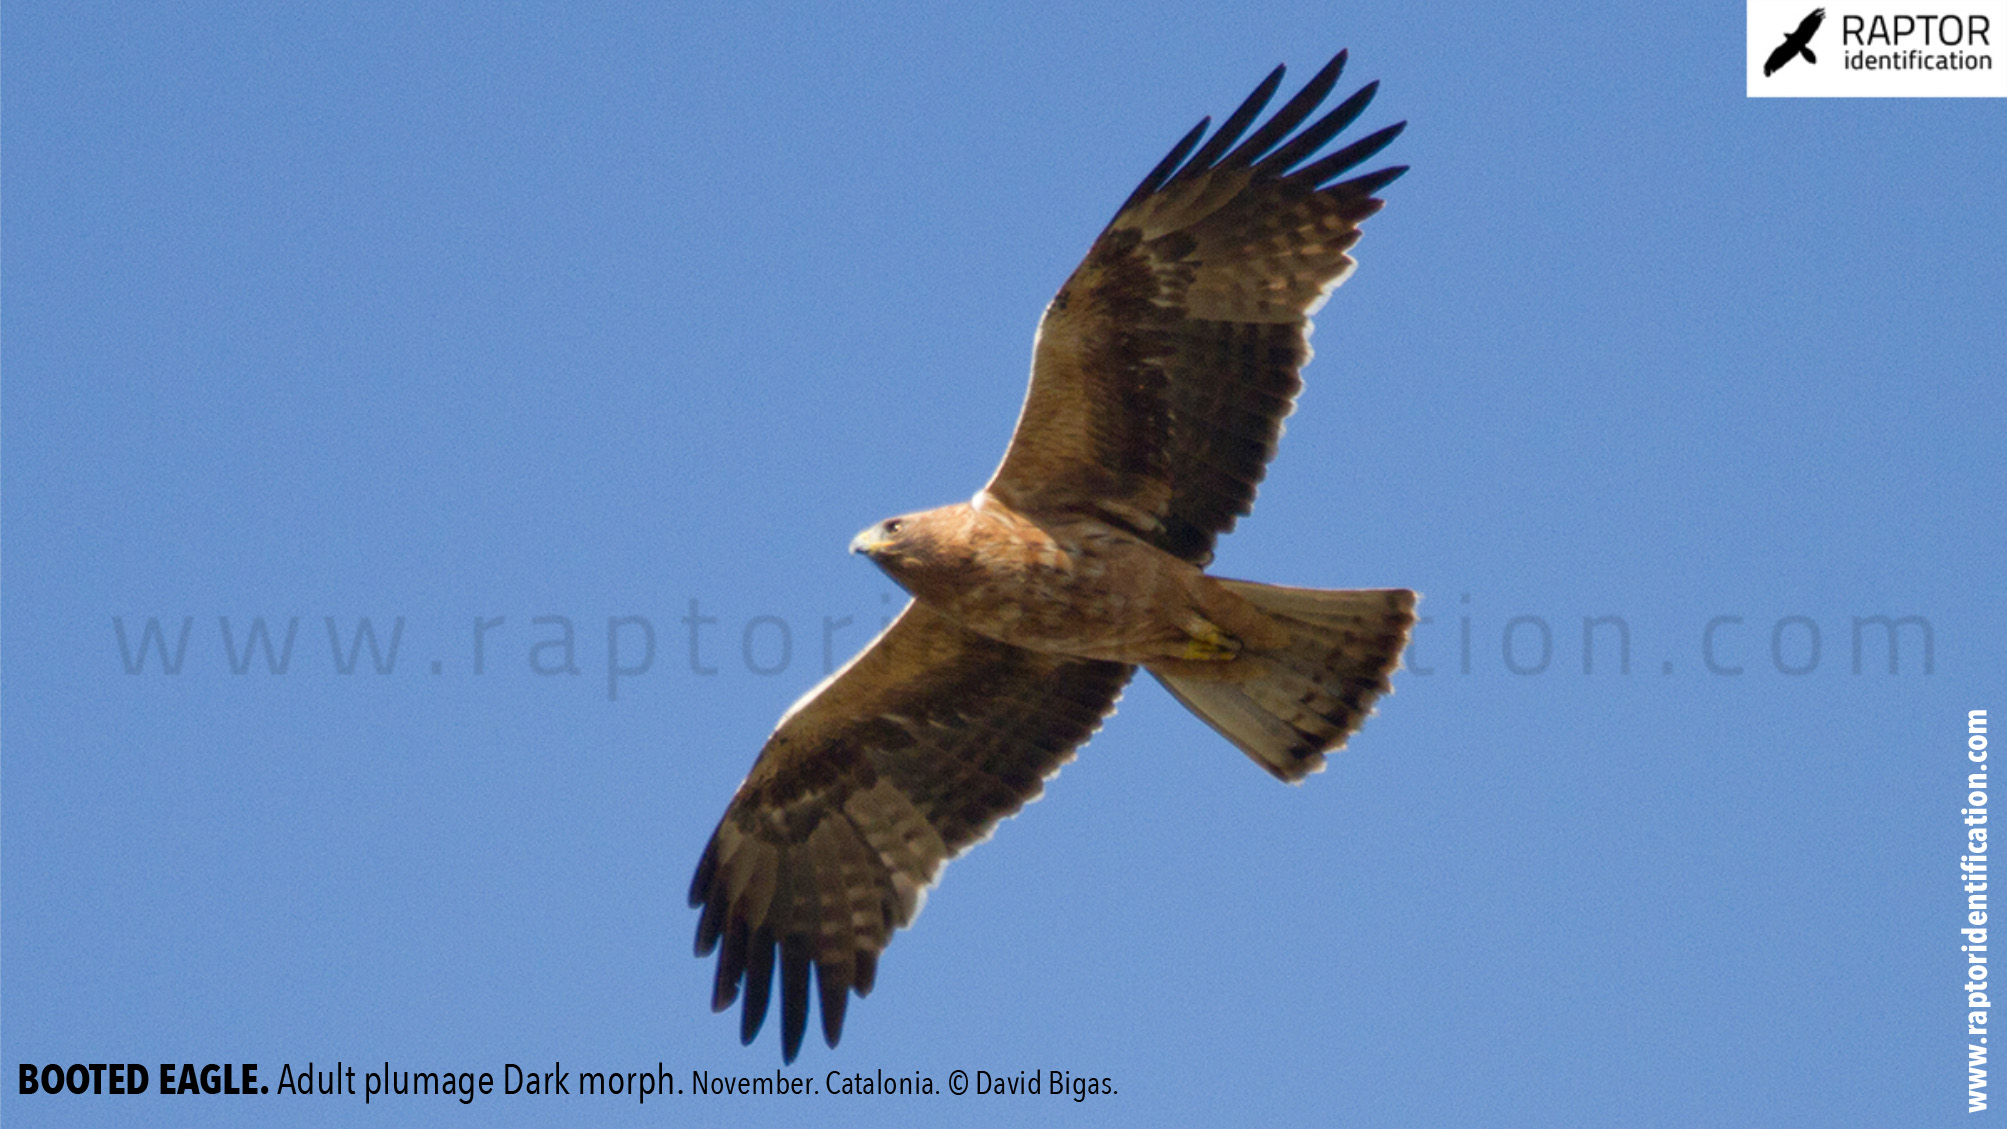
(690, 52, 1416, 1062)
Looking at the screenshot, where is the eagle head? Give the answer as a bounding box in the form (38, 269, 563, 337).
(848, 505, 977, 595)
(849, 515, 913, 560)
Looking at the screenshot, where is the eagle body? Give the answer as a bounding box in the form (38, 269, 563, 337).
(850, 494, 1289, 667)
(690, 52, 1419, 1063)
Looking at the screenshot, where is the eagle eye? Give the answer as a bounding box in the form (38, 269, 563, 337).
(883, 519, 903, 535)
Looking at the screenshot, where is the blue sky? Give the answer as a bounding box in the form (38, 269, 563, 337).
(5, 2, 2003, 1126)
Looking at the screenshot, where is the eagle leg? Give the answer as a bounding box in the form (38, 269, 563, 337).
(1176, 621, 1241, 661)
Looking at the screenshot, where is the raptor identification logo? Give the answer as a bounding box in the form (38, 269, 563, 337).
(1748, 0, 2007, 94)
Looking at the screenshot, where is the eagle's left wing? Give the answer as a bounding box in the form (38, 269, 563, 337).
(985, 52, 1405, 566)
(690, 602, 1132, 1061)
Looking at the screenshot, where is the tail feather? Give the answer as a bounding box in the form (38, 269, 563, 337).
(1150, 582, 1415, 781)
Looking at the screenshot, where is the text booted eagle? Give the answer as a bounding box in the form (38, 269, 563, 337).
(691, 52, 1417, 1062)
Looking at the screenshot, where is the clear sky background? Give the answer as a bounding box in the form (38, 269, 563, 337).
(5, 2, 2003, 1126)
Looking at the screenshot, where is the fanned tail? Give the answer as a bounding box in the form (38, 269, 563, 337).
(1150, 582, 1415, 781)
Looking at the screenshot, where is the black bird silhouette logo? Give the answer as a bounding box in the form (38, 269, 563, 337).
(1765, 8, 1826, 76)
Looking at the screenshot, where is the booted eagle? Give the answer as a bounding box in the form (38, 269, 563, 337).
(690, 52, 1416, 1062)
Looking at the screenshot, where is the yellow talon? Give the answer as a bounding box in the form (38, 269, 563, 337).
(1179, 626, 1240, 661)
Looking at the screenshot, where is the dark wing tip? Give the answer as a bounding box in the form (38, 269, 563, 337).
(738, 925, 777, 1045)
(1115, 52, 1404, 220)
(691, 833, 865, 1059)
(778, 938, 811, 1063)
(1294, 120, 1407, 188)
(1218, 50, 1350, 171)
(688, 838, 717, 909)
(699, 904, 864, 1061)
(1172, 63, 1288, 183)
(1255, 78, 1381, 177)
(709, 918, 749, 1011)
(817, 961, 852, 1049)
(1115, 116, 1210, 216)
(690, 841, 727, 956)
(1336, 164, 1409, 200)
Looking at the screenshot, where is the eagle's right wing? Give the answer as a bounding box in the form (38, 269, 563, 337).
(690, 602, 1132, 1062)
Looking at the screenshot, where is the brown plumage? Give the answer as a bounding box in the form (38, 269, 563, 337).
(690, 51, 1417, 1063)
